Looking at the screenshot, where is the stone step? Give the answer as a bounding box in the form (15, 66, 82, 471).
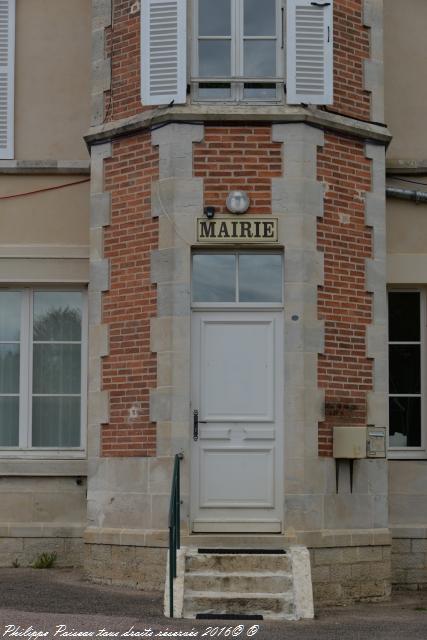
(185, 571, 293, 594)
(166, 547, 314, 621)
(186, 553, 291, 574)
(181, 535, 295, 550)
(183, 591, 295, 619)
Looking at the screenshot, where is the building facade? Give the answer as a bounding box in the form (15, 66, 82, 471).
(0, 0, 427, 608)
(0, 0, 90, 566)
(384, 0, 427, 591)
(84, 0, 391, 604)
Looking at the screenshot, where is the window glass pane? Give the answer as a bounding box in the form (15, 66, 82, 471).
(243, 83, 277, 100)
(33, 344, 81, 395)
(32, 397, 80, 447)
(244, 0, 276, 36)
(389, 345, 421, 394)
(244, 40, 276, 77)
(0, 344, 20, 394)
(0, 292, 21, 448)
(33, 292, 82, 341)
(0, 397, 19, 446)
(198, 83, 232, 99)
(199, 0, 231, 36)
(0, 291, 21, 341)
(239, 254, 282, 303)
(199, 40, 231, 77)
(388, 292, 420, 342)
(389, 397, 421, 447)
(193, 254, 236, 302)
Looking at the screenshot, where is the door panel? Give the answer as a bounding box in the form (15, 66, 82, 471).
(201, 319, 274, 421)
(191, 310, 283, 533)
(200, 447, 275, 508)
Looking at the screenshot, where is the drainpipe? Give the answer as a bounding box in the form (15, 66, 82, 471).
(386, 186, 427, 203)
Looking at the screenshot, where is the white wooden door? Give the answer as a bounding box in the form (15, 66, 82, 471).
(191, 311, 284, 533)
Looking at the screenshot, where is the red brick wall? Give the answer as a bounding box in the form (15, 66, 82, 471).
(194, 126, 282, 214)
(332, 0, 371, 120)
(101, 133, 159, 456)
(317, 134, 373, 456)
(104, 0, 145, 122)
(100, 128, 375, 459)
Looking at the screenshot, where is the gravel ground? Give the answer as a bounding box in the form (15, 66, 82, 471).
(0, 568, 426, 640)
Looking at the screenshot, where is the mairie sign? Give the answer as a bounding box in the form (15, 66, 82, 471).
(197, 217, 278, 243)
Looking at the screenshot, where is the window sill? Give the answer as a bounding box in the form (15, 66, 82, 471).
(0, 458, 87, 477)
(191, 96, 284, 106)
(388, 452, 427, 461)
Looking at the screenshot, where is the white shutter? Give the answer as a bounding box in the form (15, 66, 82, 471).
(0, 0, 14, 159)
(286, 0, 333, 105)
(141, 0, 187, 106)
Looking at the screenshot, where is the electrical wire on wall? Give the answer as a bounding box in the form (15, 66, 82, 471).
(388, 176, 427, 188)
(0, 178, 90, 201)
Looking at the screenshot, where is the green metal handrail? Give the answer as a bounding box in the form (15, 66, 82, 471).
(168, 452, 183, 618)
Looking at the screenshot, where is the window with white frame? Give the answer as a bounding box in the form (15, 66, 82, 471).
(192, 0, 284, 102)
(388, 290, 425, 454)
(140, 0, 334, 107)
(0, 289, 86, 452)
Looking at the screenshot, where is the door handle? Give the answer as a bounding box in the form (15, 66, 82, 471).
(193, 410, 199, 441)
(193, 409, 207, 441)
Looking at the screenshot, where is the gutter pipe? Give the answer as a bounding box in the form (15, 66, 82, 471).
(386, 186, 427, 203)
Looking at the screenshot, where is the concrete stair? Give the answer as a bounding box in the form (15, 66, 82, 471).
(165, 546, 314, 621)
(185, 572, 293, 593)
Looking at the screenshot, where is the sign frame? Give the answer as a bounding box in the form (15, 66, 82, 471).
(196, 217, 279, 244)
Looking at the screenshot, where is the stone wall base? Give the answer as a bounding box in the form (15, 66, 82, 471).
(310, 545, 392, 605)
(0, 537, 83, 568)
(392, 537, 427, 591)
(84, 543, 167, 591)
(84, 540, 392, 604)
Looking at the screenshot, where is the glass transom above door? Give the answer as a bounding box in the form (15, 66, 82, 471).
(192, 251, 283, 305)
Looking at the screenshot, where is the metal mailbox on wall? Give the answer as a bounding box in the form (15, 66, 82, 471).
(366, 426, 386, 458)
